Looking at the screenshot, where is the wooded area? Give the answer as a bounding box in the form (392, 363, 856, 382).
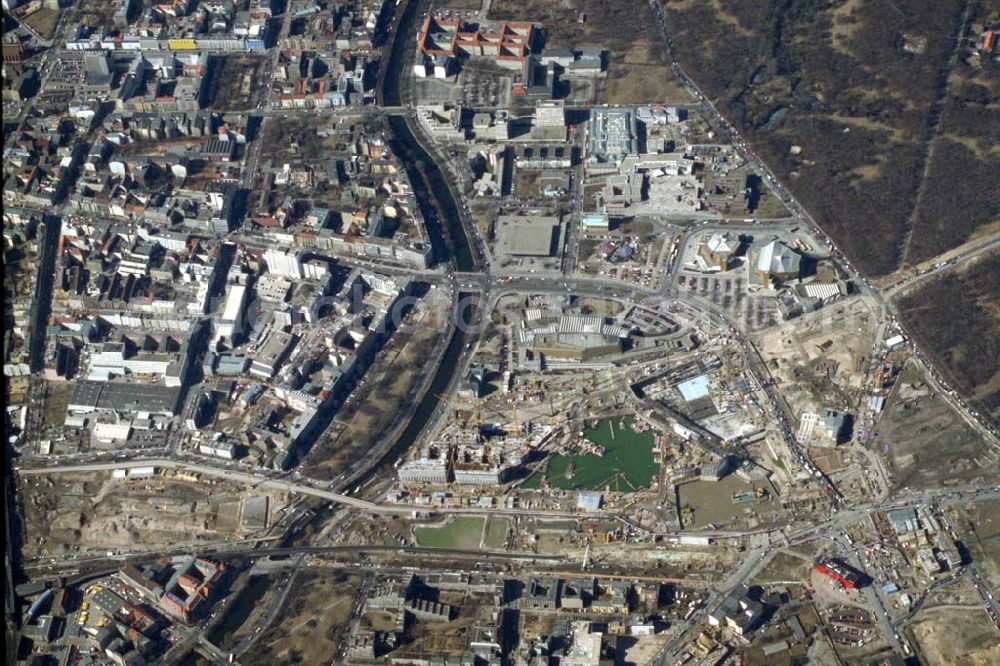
(661, 0, 994, 276)
(897, 253, 1000, 421)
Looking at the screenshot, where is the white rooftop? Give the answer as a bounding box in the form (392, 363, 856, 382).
(706, 232, 740, 255)
(756, 240, 800, 275)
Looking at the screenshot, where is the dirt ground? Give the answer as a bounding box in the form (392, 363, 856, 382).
(208, 56, 264, 110)
(894, 252, 1000, 423)
(439, 0, 481, 8)
(301, 292, 449, 480)
(20, 7, 60, 39)
(906, 602, 1000, 666)
(754, 296, 877, 417)
(396, 591, 499, 658)
(18, 472, 288, 557)
(7, 376, 29, 404)
(413, 516, 486, 549)
(470, 201, 497, 241)
(244, 571, 362, 665)
(512, 168, 541, 199)
(599, 40, 690, 104)
(677, 477, 778, 530)
(42, 381, 73, 427)
(258, 114, 371, 164)
(876, 362, 992, 489)
(953, 498, 1000, 590)
(747, 190, 793, 219)
(577, 297, 623, 316)
(751, 547, 818, 585)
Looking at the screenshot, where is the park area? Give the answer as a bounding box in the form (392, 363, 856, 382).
(523, 417, 659, 491)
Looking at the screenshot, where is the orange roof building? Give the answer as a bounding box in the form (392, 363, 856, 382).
(417, 17, 534, 68)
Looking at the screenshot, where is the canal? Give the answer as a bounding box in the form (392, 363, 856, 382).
(381, 0, 477, 272)
(348, 293, 475, 490)
(205, 574, 272, 649)
(292, 0, 481, 530)
(361, 0, 480, 474)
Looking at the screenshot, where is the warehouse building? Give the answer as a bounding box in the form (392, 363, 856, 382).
(69, 380, 181, 417)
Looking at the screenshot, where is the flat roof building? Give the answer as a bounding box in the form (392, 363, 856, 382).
(797, 408, 846, 443)
(886, 507, 920, 535)
(496, 215, 561, 258)
(250, 330, 297, 379)
(398, 458, 449, 485)
(535, 100, 566, 127)
(215, 283, 248, 344)
(69, 380, 181, 417)
(522, 577, 561, 611)
(577, 491, 602, 511)
(815, 558, 865, 589)
(588, 108, 638, 167)
(581, 213, 609, 232)
(708, 587, 764, 635)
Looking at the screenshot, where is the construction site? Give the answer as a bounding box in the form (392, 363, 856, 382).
(752, 294, 879, 420)
(17, 469, 289, 559)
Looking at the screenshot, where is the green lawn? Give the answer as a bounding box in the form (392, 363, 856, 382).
(483, 517, 510, 549)
(520, 471, 543, 489)
(544, 417, 659, 491)
(413, 517, 485, 549)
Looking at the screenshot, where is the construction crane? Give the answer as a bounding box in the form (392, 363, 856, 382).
(510, 395, 522, 438)
(436, 393, 479, 428)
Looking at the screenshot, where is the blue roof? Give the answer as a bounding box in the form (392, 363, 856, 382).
(677, 374, 710, 402)
(882, 583, 898, 594)
(577, 491, 603, 510)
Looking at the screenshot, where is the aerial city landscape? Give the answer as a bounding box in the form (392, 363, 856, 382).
(3, 0, 999, 664)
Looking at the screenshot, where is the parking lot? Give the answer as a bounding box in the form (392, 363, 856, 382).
(680, 271, 778, 331)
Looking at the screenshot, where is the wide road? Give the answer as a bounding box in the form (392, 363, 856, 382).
(31, 543, 566, 586)
(883, 235, 1000, 299)
(17, 458, 390, 508)
(19, 457, 807, 549)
